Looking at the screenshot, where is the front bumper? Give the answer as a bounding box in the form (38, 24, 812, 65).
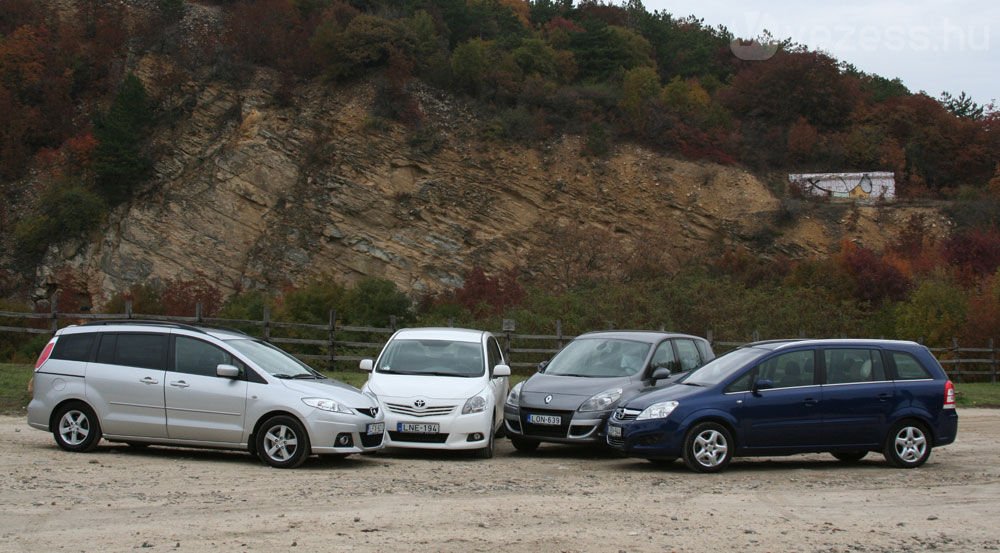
(606, 416, 684, 459)
(381, 404, 494, 451)
(503, 404, 611, 444)
(305, 410, 386, 455)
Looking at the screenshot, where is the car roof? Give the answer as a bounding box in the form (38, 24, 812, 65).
(390, 327, 488, 343)
(57, 321, 249, 341)
(745, 338, 923, 351)
(572, 330, 704, 344)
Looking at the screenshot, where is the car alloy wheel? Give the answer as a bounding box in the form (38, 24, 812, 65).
(884, 421, 931, 468)
(683, 422, 733, 473)
(52, 403, 102, 452)
(257, 415, 310, 469)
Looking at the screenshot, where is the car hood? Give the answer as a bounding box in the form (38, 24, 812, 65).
(279, 378, 378, 408)
(366, 374, 485, 400)
(623, 382, 709, 410)
(519, 373, 634, 411)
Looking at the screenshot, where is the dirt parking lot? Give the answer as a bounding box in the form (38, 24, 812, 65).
(1, 410, 998, 553)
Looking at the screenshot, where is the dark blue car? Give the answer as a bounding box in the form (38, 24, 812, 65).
(607, 339, 958, 472)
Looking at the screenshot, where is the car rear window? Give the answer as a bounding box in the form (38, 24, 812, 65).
(50, 333, 95, 362)
(891, 351, 932, 380)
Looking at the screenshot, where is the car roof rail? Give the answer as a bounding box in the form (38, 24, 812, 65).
(82, 320, 210, 335)
(744, 338, 807, 347)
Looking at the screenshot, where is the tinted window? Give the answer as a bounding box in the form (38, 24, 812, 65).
(96, 334, 117, 364)
(115, 334, 166, 370)
(757, 350, 816, 388)
(675, 339, 703, 371)
(174, 337, 233, 377)
(51, 334, 95, 362)
(825, 348, 886, 384)
(891, 351, 932, 380)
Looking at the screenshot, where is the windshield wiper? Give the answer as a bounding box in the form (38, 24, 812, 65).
(681, 381, 704, 387)
(272, 373, 293, 379)
(291, 374, 319, 380)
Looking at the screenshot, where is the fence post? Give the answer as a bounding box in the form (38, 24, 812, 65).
(706, 329, 713, 347)
(328, 309, 336, 372)
(125, 300, 133, 319)
(49, 295, 58, 334)
(990, 338, 996, 384)
(751, 329, 760, 342)
(556, 319, 563, 349)
(951, 337, 960, 383)
(390, 315, 397, 332)
(195, 302, 203, 324)
(263, 306, 271, 342)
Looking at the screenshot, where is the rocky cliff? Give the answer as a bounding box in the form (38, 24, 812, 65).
(27, 53, 951, 308)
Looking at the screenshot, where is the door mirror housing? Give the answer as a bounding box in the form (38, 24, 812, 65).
(359, 359, 374, 372)
(492, 364, 511, 377)
(650, 366, 672, 383)
(752, 379, 774, 394)
(216, 364, 240, 379)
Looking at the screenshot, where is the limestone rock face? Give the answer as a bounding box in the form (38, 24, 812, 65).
(29, 59, 951, 307)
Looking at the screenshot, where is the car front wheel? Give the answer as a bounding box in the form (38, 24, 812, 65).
(883, 421, 931, 468)
(53, 402, 102, 452)
(257, 416, 311, 469)
(683, 422, 733, 473)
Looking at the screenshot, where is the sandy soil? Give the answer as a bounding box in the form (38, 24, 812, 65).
(1, 410, 998, 553)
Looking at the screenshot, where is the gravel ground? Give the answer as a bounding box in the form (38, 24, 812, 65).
(1, 410, 998, 553)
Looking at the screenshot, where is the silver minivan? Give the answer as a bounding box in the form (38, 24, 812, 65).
(27, 321, 385, 468)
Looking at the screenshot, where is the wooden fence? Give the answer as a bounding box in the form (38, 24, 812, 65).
(0, 302, 997, 382)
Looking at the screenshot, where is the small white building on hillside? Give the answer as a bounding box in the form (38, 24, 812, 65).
(788, 172, 895, 201)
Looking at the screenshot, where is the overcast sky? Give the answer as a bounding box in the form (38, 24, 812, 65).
(642, 0, 998, 106)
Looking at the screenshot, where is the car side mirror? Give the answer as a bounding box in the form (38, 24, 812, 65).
(537, 360, 549, 373)
(492, 364, 511, 377)
(359, 359, 374, 372)
(752, 379, 774, 394)
(650, 366, 672, 383)
(216, 364, 240, 379)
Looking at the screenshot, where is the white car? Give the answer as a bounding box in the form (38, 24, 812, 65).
(360, 328, 511, 458)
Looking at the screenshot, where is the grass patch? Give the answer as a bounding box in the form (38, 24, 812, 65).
(0, 363, 33, 414)
(955, 382, 1000, 408)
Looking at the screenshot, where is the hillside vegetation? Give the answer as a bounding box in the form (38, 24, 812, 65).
(0, 0, 998, 356)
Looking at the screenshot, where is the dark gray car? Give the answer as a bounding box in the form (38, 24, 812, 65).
(503, 331, 714, 451)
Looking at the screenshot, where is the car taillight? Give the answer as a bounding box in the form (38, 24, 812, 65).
(34, 339, 56, 370)
(943, 380, 956, 410)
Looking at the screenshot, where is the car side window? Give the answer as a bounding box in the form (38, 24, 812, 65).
(675, 339, 703, 371)
(757, 350, 816, 388)
(724, 369, 755, 393)
(174, 336, 234, 377)
(651, 341, 678, 372)
(891, 351, 932, 380)
(113, 333, 167, 370)
(51, 333, 96, 362)
(487, 338, 504, 373)
(825, 348, 887, 384)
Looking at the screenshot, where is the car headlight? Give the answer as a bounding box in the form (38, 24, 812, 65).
(506, 381, 524, 407)
(636, 401, 679, 420)
(302, 397, 354, 414)
(462, 391, 489, 414)
(578, 388, 623, 412)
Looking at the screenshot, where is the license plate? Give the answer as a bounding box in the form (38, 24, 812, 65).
(397, 422, 440, 433)
(527, 414, 561, 426)
(366, 422, 385, 436)
(608, 425, 622, 438)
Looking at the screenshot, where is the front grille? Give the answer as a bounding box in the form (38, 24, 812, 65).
(355, 407, 380, 418)
(613, 408, 641, 421)
(386, 402, 456, 417)
(360, 433, 384, 447)
(389, 431, 449, 443)
(520, 409, 572, 439)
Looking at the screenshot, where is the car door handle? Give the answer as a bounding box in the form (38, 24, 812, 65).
(140, 377, 159, 385)
(169, 381, 190, 388)
(803, 398, 818, 407)
(877, 393, 891, 402)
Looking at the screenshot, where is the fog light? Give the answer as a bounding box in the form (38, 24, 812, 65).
(467, 432, 484, 442)
(335, 433, 353, 447)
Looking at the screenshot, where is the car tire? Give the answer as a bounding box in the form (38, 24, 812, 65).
(682, 422, 733, 473)
(883, 420, 931, 468)
(510, 436, 540, 453)
(476, 429, 495, 459)
(831, 450, 867, 463)
(256, 415, 311, 469)
(52, 402, 102, 453)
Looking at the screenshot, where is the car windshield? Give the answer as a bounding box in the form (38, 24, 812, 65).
(544, 338, 651, 378)
(680, 347, 763, 387)
(227, 339, 322, 379)
(376, 339, 484, 378)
